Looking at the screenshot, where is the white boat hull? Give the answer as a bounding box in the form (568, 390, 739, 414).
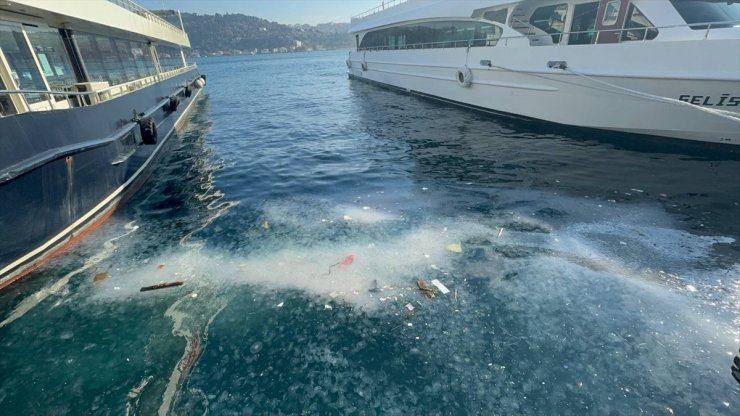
(349, 40, 740, 144)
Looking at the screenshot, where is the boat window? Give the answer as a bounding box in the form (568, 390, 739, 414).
(75, 33, 124, 85)
(529, 3, 568, 44)
(157, 44, 184, 71)
(602, 1, 621, 25)
(569, 2, 599, 45)
(130, 40, 156, 78)
(0, 23, 49, 104)
(484, 9, 508, 24)
(359, 20, 502, 50)
(115, 39, 143, 82)
(669, 0, 740, 29)
(621, 4, 659, 41)
(0, 77, 16, 116)
(24, 26, 77, 91)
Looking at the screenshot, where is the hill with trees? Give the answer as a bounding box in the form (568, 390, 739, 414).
(172, 13, 353, 56)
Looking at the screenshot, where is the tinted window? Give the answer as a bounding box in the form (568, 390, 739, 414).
(359, 20, 502, 50)
(484, 9, 508, 24)
(157, 44, 183, 71)
(670, 0, 740, 29)
(0, 77, 16, 115)
(621, 5, 659, 41)
(569, 2, 599, 45)
(24, 26, 77, 91)
(0, 23, 48, 103)
(530, 3, 568, 43)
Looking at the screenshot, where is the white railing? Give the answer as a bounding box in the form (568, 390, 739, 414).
(106, 0, 183, 33)
(351, 0, 408, 22)
(0, 64, 197, 112)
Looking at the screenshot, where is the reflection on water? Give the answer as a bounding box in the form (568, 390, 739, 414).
(0, 52, 738, 415)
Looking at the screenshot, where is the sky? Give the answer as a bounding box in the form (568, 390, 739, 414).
(137, 0, 385, 25)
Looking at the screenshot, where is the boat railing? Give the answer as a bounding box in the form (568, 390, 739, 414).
(106, 0, 183, 33)
(357, 19, 740, 51)
(351, 0, 409, 23)
(0, 64, 196, 115)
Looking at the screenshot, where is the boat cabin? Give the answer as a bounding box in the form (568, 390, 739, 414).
(0, 0, 193, 117)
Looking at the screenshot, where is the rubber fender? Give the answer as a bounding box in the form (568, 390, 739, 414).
(139, 117, 157, 145)
(361, 61, 368, 71)
(456, 65, 473, 88)
(200, 74, 207, 84)
(184, 85, 192, 97)
(346, 59, 352, 69)
(164, 96, 180, 112)
(193, 77, 205, 89)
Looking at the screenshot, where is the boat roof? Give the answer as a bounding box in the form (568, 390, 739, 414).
(1, 0, 190, 47)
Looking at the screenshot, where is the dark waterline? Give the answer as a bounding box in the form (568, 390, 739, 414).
(1, 51, 738, 415)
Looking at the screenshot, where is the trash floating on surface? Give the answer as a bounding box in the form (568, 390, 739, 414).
(430, 279, 450, 294)
(446, 243, 462, 253)
(369, 279, 380, 293)
(324, 304, 333, 310)
(404, 303, 415, 311)
(140, 281, 184, 292)
(157, 264, 165, 270)
(93, 272, 108, 284)
(497, 227, 504, 238)
(276, 302, 284, 308)
(328, 254, 356, 274)
(191, 293, 198, 299)
(343, 215, 352, 221)
(416, 279, 435, 300)
(454, 289, 458, 302)
(261, 221, 270, 230)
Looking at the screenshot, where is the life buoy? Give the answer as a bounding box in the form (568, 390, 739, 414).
(456, 65, 473, 88)
(139, 117, 157, 145)
(361, 61, 368, 71)
(346, 59, 352, 69)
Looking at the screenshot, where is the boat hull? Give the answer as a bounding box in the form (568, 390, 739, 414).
(348, 40, 740, 144)
(0, 68, 204, 289)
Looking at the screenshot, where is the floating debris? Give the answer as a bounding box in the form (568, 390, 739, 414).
(261, 221, 270, 230)
(157, 264, 165, 270)
(404, 303, 415, 311)
(446, 243, 462, 253)
(369, 279, 380, 293)
(140, 281, 184, 292)
(454, 289, 458, 302)
(343, 215, 352, 221)
(497, 227, 504, 238)
(430, 279, 450, 294)
(93, 272, 108, 284)
(324, 304, 333, 310)
(191, 293, 198, 299)
(276, 301, 284, 308)
(416, 279, 435, 300)
(328, 254, 356, 274)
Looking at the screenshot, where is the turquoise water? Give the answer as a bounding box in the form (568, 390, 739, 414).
(1, 51, 739, 415)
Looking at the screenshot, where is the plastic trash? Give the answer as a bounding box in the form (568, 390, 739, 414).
(140, 281, 184, 292)
(430, 279, 450, 294)
(276, 302, 284, 308)
(324, 304, 333, 310)
(329, 254, 356, 274)
(404, 303, 415, 311)
(261, 221, 270, 230)
(446, 243, 462, 253)
(157, 264, 165, 270)
(93, 272, 108, 284)
(369, 279, 380, 293)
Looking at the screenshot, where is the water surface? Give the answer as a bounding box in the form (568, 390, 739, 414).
(1, 51, 739, 415)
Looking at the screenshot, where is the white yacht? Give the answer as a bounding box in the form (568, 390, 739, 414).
(347, 0, 740, 144)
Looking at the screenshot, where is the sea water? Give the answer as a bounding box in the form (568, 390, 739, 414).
(0, 51, 738, 415)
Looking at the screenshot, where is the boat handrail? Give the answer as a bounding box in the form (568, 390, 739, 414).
(0, 65, 196, 113)
(356, 19, 740, 51)
(106, 0, 183, 34)
(352, 0, 409, 22)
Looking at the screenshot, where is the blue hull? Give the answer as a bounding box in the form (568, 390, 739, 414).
(0, 68, 204, 288)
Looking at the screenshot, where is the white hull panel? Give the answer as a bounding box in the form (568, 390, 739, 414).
(349, 41, 740, 144)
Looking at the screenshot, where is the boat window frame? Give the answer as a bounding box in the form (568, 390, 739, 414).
(0, 20, 59, 111)
(529, 3, 569, 44)
(358, 19, 504, 51)
(601, 1, 622, 26)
